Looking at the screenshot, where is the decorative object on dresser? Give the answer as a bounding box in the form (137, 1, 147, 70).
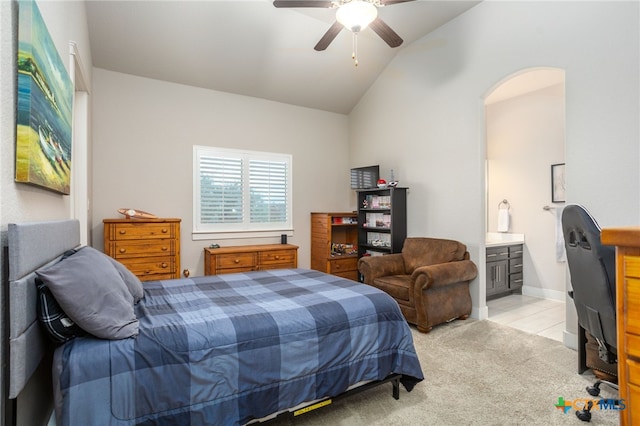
(103, 218, 181, 281)
(358, 237, 478, 333)
(356, 187, 407, 258)
(601, 225, 640, 425)
(486, 243, 523, 299)
(311, 212, 358, 281)
(117, 208, 158, 219)
(204, 244, 298, 275)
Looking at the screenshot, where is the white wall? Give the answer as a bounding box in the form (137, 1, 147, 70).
(0, 1, 92, 424)
(487, 83, 566, 299)
(349, 1, 640, 333)
(91, 69, 352, 276)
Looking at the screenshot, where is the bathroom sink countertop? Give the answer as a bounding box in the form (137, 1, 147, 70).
(486, 232, 525, 246)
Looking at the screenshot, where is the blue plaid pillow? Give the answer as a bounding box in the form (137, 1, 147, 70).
(35, 249, 86, 344)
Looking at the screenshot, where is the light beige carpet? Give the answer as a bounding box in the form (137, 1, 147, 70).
(269, 319, 619, 425)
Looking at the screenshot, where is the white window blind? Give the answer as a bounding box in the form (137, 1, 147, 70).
(194, 146, 292, 237)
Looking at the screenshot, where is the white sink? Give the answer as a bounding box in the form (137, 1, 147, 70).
(486, 232, 525, 246)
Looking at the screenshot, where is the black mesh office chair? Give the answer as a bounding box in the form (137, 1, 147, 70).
(561, 204, 619, 422)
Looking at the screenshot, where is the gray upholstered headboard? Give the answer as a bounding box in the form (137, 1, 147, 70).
(6, 219, 80, 399)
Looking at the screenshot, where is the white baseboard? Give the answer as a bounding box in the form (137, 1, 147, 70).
(472, 305, 489, 321)
(563, 330, 578, 351)
(522, 285, 566, 301)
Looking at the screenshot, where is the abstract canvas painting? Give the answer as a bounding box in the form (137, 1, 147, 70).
(16, 0, 73, 194)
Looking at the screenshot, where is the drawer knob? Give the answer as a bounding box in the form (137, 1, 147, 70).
(161, 246, 168, 251)
(119, 248, 126, 254)
(336, 264, 341, 269)
(119, 230, 126, 235)
(162, 228, 168, 233)
(161, 263, 168, 268)
(234, 259, 240, 264)
(275, 255, 280, 260)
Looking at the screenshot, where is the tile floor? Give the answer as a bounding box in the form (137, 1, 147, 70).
(487, 294, 566, 342)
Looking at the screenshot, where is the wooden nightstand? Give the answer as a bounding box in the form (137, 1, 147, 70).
(104, 218, 181, 281)
(204, 244, 298, 275)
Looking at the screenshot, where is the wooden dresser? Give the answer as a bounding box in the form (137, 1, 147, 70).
(104, 218, 181, 282)
(204, 244, 298, 275)
(601, 227, 640, 425)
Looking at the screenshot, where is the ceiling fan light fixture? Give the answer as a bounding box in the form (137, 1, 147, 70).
(336, 1, 378, 33)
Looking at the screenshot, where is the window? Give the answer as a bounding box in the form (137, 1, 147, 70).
(193, 146, 292, 239)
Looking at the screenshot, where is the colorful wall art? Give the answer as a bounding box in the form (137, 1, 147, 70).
(16, 0, 73, 194)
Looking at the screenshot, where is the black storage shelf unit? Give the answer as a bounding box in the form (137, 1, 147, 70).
(356, 187, 407, 258)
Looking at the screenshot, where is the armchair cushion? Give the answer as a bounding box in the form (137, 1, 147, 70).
(402, 237, 467, 274)
(371, 275, 412, 302)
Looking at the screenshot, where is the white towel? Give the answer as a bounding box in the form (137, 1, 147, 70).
(555, 206, 566, 262)
(497, 209, 509, 233)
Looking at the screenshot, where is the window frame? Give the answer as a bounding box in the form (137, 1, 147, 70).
(193, 145, 293, 240)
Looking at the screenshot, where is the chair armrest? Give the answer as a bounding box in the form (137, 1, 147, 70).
(411, 260, 478, 291)
(358, 254, 405, 283)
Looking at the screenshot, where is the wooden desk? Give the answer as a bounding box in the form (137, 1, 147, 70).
(601, 227, 640, 425)
(204, 244, 298, 275)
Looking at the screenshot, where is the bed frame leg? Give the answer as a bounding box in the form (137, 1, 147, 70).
(392, 376, 400, 400)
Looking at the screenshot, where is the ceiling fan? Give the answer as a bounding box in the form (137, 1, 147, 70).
(273, 0, 414, 65)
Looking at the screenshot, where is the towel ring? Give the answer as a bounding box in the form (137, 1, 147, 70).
(498, 199, 510, 210)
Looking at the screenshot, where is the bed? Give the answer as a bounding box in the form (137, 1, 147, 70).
(6, 219, 423, 425)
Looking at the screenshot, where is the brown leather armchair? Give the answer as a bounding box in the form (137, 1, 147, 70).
(358, 237, 478, 333)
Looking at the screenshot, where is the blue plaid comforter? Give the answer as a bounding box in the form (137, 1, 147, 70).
(52, 269, 423, 425)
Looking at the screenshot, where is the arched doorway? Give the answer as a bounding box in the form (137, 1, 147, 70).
(484, 68, 569, 344)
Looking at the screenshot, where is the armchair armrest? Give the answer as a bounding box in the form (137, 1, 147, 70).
(358, 254, 406, 283)
(411, 259, 478, 291)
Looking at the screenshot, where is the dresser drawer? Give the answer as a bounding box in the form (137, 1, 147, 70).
(508, 244, 524, 258)
(626, 277, 640, 336)
(120, 257, 176, 281)
(626, 256, 640, 279)
(486, 246, 509, 261)
(110, 223, 177, 240)
(258, 249, 296, 266)
(216, 252, 257, 270)
(330, 257, 358, 274)
(628, 358, 640, 386)
(509, 258, 523, 274)
(627, 334, 640, 359)
(108, 240, 177, 259)
(628, 382, 640, 425)
(333, 270, 359, 281)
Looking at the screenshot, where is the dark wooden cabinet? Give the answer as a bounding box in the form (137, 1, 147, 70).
(310, 212, 358, 280)
(356, 187, 407, 258)
(486, 243, 523, 299)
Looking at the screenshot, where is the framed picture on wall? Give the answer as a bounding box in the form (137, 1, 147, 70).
(551, 163, 565, 203)
(15, 0, 73, 194)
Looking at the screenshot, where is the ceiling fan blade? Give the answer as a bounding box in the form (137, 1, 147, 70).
(273, 1, 333, 8)
(380, 0, 415, 4)
(314, 21, 343, 51)
(369, 18, 403, 48)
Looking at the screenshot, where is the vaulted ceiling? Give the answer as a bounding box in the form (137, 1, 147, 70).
(86, 0, 481, 114)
